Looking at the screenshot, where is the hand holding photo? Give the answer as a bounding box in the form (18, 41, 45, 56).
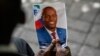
(33, 2, 68, 49)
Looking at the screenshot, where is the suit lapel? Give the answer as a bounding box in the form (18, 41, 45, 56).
(57, 28, 63, 43)
(42, 27, 52, 43)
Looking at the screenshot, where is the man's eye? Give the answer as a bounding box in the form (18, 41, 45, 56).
(52, 15, 56, 17)
(45, 15, 49, 18)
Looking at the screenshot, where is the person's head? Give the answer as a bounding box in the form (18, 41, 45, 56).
(42, 6, 57, 32)
(0, 0, 25, 45)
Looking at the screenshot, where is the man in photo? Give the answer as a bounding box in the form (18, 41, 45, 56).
(36, 6, 66, 49)
(36, 6, 71, 56)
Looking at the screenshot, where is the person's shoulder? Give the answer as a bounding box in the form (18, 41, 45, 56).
(12, 37, 23, 42)
(57, 28, 66, 34)
(36, 26, 45, 32)
(57, 27, 66, 31)
(12, 37, 27, 44)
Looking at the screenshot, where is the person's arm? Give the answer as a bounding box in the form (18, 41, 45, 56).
(64, 46, 71, 56)
(36, 39, 56, 56)
(56, 39, 71, 56)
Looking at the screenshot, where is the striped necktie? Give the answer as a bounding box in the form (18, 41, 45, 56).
(51, 32, 56, 39)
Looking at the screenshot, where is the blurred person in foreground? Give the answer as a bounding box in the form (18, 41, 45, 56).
(36, 7, 71, 56)
(0, 0, 34, 56)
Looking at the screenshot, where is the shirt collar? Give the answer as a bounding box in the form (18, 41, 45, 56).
(44, 27, 57, 34)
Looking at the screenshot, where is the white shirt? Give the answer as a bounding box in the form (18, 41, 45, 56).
(45, 27, 59, 40)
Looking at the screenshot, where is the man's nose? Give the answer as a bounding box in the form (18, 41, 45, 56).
(49, 16, 54, 21)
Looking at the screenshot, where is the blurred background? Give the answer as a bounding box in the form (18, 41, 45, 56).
(12, 0, 100, 56)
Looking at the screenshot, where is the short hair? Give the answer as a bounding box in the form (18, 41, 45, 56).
(42, 6, 57, 16)
(0, 0, 25, 24)
(0, 0, 25, 45)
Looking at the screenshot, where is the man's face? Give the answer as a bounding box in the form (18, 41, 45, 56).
(42, 8, 57, 30)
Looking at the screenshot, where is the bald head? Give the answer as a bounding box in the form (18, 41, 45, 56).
(42, 6, 57, 32)
(42, 6, 57, 15)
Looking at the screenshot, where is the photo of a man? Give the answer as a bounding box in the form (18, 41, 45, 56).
(35, 6, 67, 49)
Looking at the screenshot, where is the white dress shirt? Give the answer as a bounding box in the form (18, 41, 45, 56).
(45, 27, 59, 40)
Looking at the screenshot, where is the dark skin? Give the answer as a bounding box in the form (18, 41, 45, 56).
(37, 7, 71, 56)
(42, 7, 57, 32)
(37, 39, 71, 56)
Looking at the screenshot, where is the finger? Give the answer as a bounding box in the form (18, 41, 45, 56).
(36, 50, 44, 56)
(56, 39, 60, 43)
(52, 39, 56, 44)
(45, 42, 55, 52)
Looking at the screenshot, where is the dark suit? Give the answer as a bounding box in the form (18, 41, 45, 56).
(36, 27, 67, 49)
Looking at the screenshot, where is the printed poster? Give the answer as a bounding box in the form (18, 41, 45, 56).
(32, 2, 68, 54)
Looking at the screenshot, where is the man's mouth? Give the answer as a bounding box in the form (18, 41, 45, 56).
(49, 22, 55, 24)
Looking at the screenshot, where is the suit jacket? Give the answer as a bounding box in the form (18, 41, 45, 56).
(36, 27, 67, 49)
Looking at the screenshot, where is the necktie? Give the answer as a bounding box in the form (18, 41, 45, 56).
(51, 32, 56, 39)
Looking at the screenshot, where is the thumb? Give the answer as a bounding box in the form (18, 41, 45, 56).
(56, 39, 61, 47)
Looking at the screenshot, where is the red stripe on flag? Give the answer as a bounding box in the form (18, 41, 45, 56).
(35, 19, 43, 29)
